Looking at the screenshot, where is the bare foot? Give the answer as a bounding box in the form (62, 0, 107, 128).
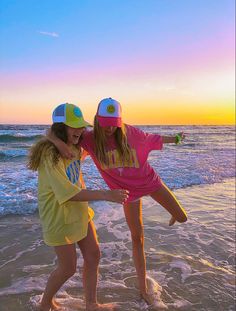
(140, 292, 157, 305)
(86, 302, 117, 311)
(51, 298, 60, 310)
(39, 298, 60, 311)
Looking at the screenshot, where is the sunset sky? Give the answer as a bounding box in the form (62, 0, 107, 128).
(0, 0, 235, 125)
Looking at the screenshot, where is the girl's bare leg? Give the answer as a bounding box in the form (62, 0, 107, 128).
(123, 200, 152, 302)
(40, 244, 77, 311)
(123, 183, 187, 305)
(150, 182, 187, 223)
(78, 221, 116, 311)
(77, 221, 100, 308)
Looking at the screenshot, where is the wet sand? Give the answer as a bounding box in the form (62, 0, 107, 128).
(0, 179, 235, 311)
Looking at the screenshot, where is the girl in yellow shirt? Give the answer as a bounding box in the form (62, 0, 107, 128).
(28, 103, 129, 311)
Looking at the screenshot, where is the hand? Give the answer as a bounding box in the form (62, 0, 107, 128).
(60, 147, 75, 160)
(53, 140, 75, 160)
(169, 216, 176, 226)
(107, 189, 129, 204)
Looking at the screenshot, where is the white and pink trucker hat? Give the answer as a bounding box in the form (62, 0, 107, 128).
(96, 97, 122, 127)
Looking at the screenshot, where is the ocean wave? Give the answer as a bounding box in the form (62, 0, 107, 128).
(0, 177, 234, 217)
(0, 134, 43, 143)
(0, 151, 27, 160)
(169, 176, 236, 190)
(0, 152, 26, 161)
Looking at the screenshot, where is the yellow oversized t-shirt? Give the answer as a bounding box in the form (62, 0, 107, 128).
(38, 147, 94, 246)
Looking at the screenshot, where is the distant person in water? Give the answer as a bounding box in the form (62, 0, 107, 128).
(48, 98, 187, 306)
(28, 103, 129, 311)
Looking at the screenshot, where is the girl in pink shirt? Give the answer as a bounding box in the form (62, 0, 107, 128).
(50, 98, 187, 306)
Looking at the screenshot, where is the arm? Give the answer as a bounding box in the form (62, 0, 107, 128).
(161, 136, 176, 144)
(46, 128, 75, 159)
(43, 151, 129, 205)
(162, 132, 185, 144)
(70, 189, 129, 204)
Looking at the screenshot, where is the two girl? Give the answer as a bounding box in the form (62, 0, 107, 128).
(50, 98, 187, 305)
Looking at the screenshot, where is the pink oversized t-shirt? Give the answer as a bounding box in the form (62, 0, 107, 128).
(81, 125, 163, 202)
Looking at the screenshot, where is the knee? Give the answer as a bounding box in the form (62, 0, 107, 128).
(177, 213, 188, 223)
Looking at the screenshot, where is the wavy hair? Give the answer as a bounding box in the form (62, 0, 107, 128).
(93, 116, 132, 167)
(27, 123, 70, 171)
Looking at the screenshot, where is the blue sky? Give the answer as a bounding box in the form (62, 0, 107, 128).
(0, 0, 235, 124)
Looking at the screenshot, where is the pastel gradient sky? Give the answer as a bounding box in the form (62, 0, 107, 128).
(0, 0, 235, 125)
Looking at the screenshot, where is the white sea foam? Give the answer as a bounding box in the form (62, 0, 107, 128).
(30, 293, 85, 311)
(0, 276, 47, 296)
(169, 298, 192, 309)
(169, 259, 192, 282)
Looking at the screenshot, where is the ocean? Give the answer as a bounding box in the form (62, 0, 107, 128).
(0, 125, 235, 311)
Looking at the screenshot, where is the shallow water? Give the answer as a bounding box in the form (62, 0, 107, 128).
(0, 125, 235, 216)
(0, 180, 235, 310)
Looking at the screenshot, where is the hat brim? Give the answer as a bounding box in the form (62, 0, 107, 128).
(97, 116, 122, 127)
(65, 119, 92, 128)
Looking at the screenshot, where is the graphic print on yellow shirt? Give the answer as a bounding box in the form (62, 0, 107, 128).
(66, 159, 81, 184)
(100, 148, 140, 170)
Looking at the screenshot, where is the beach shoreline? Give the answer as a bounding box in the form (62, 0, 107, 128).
(0, 179, 235, 311)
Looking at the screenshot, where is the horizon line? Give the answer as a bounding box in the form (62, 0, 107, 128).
(0, 123, 235, 127)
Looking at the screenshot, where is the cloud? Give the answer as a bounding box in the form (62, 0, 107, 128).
(38, 31, 59, 38)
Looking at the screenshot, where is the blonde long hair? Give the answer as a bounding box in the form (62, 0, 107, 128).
(27, 123, 77, 171)
(93, 116, 132, 167)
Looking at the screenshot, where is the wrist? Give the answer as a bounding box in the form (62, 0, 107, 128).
(175, 134, 181, 144)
